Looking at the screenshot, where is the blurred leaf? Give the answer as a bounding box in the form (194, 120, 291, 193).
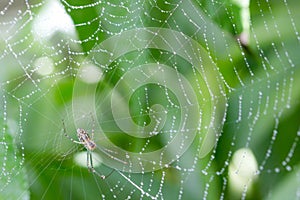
(266, 165, 300, 200)
(195, 0, 250, 36)
(60, 0, 105, 52)
(217, 38, 300, 198)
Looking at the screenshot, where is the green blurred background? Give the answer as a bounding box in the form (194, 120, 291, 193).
(0, 0, 300, 199)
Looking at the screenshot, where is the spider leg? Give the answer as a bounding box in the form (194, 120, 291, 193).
(92, 169, 106, 180)
(87, 151, 96, 173)
(73, 140, 85, 144)
(87, 151, 92, 171)
(87, 151, 106, 179)
(62, 120, 71, 139)
(105, 169, 115, 178)
(90, 113, 95, 140)
(62, 120, 84, 144)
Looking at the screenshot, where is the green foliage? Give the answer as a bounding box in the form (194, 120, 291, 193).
(0, 0, 299, 199)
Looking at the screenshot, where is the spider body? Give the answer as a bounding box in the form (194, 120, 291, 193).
(77, 128, 96, 151)
(62, 121, 106, 179)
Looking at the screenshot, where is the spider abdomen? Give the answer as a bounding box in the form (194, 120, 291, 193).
(77, 128, 97, 150)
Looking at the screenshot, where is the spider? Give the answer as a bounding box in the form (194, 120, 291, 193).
(62, 120, 114, 179)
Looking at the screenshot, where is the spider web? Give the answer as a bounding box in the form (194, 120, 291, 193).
(1, 0, 300, 199)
